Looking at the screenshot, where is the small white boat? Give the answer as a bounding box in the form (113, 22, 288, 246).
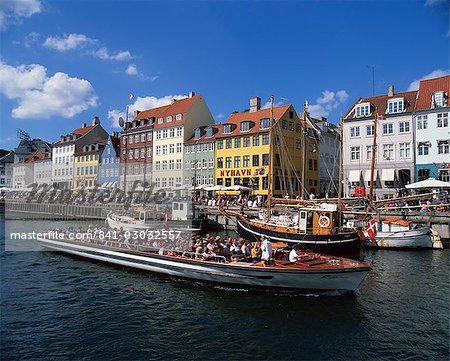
(36, 236, 370, 294)
(364, 218, 433, 249)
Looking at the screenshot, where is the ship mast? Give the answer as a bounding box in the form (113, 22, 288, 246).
(369, 112, 378, 201)
(338, 116, 343, 225)
(301, 101, 308, 199)
(266, 95, 274, 219)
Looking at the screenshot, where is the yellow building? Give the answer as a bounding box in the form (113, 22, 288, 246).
(73, 141, 106, 190)
(214, 97, 319, 197)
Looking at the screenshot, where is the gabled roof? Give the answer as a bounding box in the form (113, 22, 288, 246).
(345, 90, 417, 119)
(75, 140, 107, 156)
(110, 135, 120, 156)
(52, 125, 95, 146)
(0, 151, 15, 164)
(185, 124, 223, 144)
(216, 105, 291, 138)
(24, 150, 52, 163)
(132, 95, 201, 129)
(415, 75, 450, 111)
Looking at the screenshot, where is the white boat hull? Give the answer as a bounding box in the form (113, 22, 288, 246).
(106, 214, 200, 232)
(37, 237, 369, 293)
(365, 228, 433, 249)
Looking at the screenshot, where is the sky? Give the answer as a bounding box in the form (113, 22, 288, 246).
(0, 0, 448, 150)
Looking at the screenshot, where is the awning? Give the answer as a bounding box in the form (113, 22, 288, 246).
(406, 177, 450, 189)
(348, 170, 360, 182)
(381, 169, 395, 182)
(364, 169, 379, 182)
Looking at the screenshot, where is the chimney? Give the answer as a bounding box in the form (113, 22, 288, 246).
(171, 99, 177, 104)
(92, 116, 100, 126)
(134, 110, 140, 117)
(388, 85, 394, 97)
(188, 91, 195, 98)
(81, 123, 87, 128)
(249, 96, 261, 113)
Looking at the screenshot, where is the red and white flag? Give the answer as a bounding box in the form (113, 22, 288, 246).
(129, 93, 135, 101)
(365, 219, 378, 244)
(164, 209, 169, 230)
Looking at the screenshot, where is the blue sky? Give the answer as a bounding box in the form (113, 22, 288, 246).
(0, 0, 448, 150)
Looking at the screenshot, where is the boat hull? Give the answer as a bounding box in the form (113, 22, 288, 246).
(106, 214, 203, 232)
(365, 228, 433, 249)
(37, 237, 369, 293)
(236, 217, 361, 255)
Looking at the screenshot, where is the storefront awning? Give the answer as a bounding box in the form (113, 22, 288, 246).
(364, 169, 379, 182)
(348, 170, 361, 183)
(381, 169, 395, 182)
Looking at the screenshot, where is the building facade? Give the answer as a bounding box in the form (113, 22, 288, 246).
(52, 116, 108, 189)
(0, 152, 14, 188)
(343, 85, 417, 199)
(34, 152, 53, 186)
(414, 75, 450, 182)
(184, 125, 221, 187)
(73, 141, 107, 190)
(98, 133, 121, 188)
(214, 97, 318, 197)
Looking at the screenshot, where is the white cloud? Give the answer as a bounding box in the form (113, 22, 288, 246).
(407, 69, 450, 91)
(93, 47, 133, 61)
(23, 31, 40, 47)
(125, 64, 138, 76)
(0, 60, 98, 119)
(109, 94, 188, 128)
(308, 89, 349, 118)
(0, 0, 42, 31)
(425, 0, 446, 7)
(124, 64, 158, 81)
(261, 100, 285, 109)
(43, 33, 95, 51)
(216, 113, 225, 120)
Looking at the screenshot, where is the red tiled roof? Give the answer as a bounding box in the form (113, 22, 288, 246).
(185, 124, 224, 144)
(415, 75, 450, 111)
(52, 125, 95, 146)
(24, 151, 51, 163)
(132, 95, 201, 129)
(344, 90, 418, 119)
(215, 105, 291, 138)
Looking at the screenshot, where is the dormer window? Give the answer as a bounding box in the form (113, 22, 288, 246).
(194, 128, 201, 139)
(176, 113, 182, 121)
(157, 117, 163, 124)
(223, 124, 234, 134)
(240, 121, 253, 132)
(206, 127, 213, 137)
(433, 91, 447, 108)
(387, 98, 404, 114)
(166, 115, 172, 123)
(355, 103, 370, 118)
(260, 118, 270, 129)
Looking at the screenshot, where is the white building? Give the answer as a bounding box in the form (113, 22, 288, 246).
(0, 152, 14, 189)
(12, 162, 34, 189)
(52, 116, 108, 189)
(34, 152, 53, 186)
(414, 75, 450, 182)
(343, 85, 417, 199)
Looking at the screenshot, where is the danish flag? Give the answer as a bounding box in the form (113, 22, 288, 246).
(365, 219, 377, 244)
(164, 209, 169, 230)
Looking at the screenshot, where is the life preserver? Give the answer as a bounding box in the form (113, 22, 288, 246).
(318, 215, 330, 228)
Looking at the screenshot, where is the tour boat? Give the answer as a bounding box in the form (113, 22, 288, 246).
(364, 217, 436, 249)
(36, 236, 370, 293)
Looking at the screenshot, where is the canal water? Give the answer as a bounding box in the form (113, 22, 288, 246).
(1, 216, 449, 360)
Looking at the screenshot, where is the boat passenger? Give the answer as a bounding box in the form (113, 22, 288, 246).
(289, 247, 301, 262)
(261, 236, 273, 265)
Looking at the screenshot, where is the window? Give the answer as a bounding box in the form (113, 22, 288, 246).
(162, 145, 168, 155)
(366, 125, 374, 136)
(157, 117, 163, 124)
(262, 154, 269, 166)
(382, 123, 394, 135)
(162, 129, 168, 138)
(253, 135, 259, 146)
(147, 147, 152, 157)
(166, 115, 172, 123)
(243, 155, 250, 167)
(399, 121, 410, 133)
(289, 121, 294, 131)
(438, 140, 449, 154)
(433, 92, 446, 108)
(206, 127, 213, 137)
(281, 120, 287, 129)
(252, 154, 259, 166)
(226, 139, 232, 149)
(383, 144, 394, 160)
(176, 113, 182, 121)
(240, 121, 251, 132)
(217, 140, 223, 149)
(155, 145, 161, 155)
(417, 115, 428, 130)
(155, 161, 161, 171)
(169, 144, 174, 154)
(135, 134, 139, 143)
(208, 159, 214, 168)
(147, 132, 152, 141)
(262, 134, 269, 145)
(418, 143, 429, 156)
(162, 161, 168, 170)
(129, 150, 133, 159)
(439, 169, 450, 182)
(399, 143, 411, 158)
(140, 148, 145, 158)
(295, 139, 301, 149)
(141, 134, 145, 142)
(437, 113, 448, 128)
(169, 160, 174, 170)
(129, 135, 133, 144)
(366, 146, 374, 161)
(176, 143, 182, 153)
(234, 156, 241, 168)
(350, 126, 360, 138)
(170, 128, 175, 138)
(387, 98, 404, 114)
(223, 124, 233, 133)
(176, 127, 183, 136)
(355, 103, 370, 117)
(156, 130, 161, 140)
(243, 137, 250, 147)
(350, 146, 360, 161)
(234, 138, 241, 148)
(202, 159, 207, 169)
(225, 157, 232, 168)
(260, 118, 270, 129)
(134, 149, 139, 159)
(217, 157, 223, 168)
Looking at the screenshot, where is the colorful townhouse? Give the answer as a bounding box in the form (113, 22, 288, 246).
(414, 75, 450, 182)
(343, 85, 417, 199)
(52, 116, 108, 189)
(184, 124, 222, 187)
(0, 151, 15, 188)
(73, 140, 107, 190)
(214, 97, 318, 198)
(98, 133, 121, 188)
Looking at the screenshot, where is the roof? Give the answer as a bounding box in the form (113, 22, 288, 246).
(215, 105, 291, 138)
(0, 151, 15, 164)
(24, 150, 52, 163)
(75, 140, 107, 156)
(52, 125, 95, 146)
(344, 90, 418, 119)
(110, 135, 120, 156)
(415, 75, 450, 111)
(132, 95, 201, 129)
(185, 124, 224, 144)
